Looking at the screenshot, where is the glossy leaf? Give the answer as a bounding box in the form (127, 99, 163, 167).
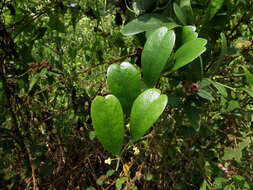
(175, 25, 197, 49)
(91, 95, 124, 155)
(142, 27, 175, 87)
(170, 38, 207, 72)
(241, 66, 253, 88)
(122, 14, 178, 36)
(173, 3, 187, 25)
(130, 89, 168, 142)
(180, 0, 194, 25)
(107, 62, 142, 115)
(180, 26, 198, 43)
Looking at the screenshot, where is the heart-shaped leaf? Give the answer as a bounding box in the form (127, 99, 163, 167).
(91, 95, 124, 155)
(142, 27, 175, 87)
(180, 26, 198, 43)
(122, 14, 179, 36)
(175, 25, 198, 49)
(130, 89, 168, 142)
(170, 38, 207, 71)
(107, 62, 142, 115)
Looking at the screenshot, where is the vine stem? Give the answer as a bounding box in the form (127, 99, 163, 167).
(116, 141, 132, 171)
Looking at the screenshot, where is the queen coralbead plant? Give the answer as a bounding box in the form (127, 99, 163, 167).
(91, 24, 207, 156)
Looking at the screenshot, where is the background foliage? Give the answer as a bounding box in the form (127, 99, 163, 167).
(0, 0, 252, 189)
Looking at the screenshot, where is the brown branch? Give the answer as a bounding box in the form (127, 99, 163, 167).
(34, 52, 138, 96)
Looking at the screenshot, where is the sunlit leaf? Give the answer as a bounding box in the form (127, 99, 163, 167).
(91, 95, 124, 155)
(170, 38, 207, 71)
(130, 89, 167, 142)
(107, 62, 142, 115)
(142, 27, 175, 87)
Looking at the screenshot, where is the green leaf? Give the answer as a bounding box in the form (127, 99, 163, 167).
(184, 103, 201, 131)
(197, 89, 215, 101)
(48, 14, 66, 33)
(241, 66, 253, 88)
(116, 177, 126, 190)
(96, 175, 106, 186)
(179, 0, 194, 25)
(214, 177, 228, 189)
(237, 138, 251, 151)
(232, 175, 250, 189)
(122, 14, 179, 36)
(29, 74, 39, 92)
(179, 26, 198, 44)
(106, 169, 115, 177)
(170, 38, 207, 72)
(204, 0, 225, 23)
(173, 3, 186, 25)
(223, 147, 242, 162)
(142, 27, 175, 87)
(86, 187, 96, 190)
(174, 25, 197, 50)
(227, 100, 240, 111)
(200, 180, 211, 190)
(224, 184, 236, 190)
(91, 95, 124, 155)
(241, 88, 253, 98)
(210, 81, 228, 97)
(146, 174, 153, 181)
(107, 62, 142, 115)
(130, 89, 168, 142)
(89, 131, 96, 140)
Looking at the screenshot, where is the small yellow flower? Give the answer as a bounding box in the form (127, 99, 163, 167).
(105, 157, 112, 165)
(133, 146, 140, 155)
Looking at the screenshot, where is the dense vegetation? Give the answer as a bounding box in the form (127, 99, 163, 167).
(0, 0, 252, 189)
